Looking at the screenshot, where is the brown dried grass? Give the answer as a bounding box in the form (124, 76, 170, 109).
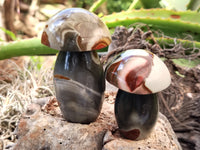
(0, 56, 55, 148)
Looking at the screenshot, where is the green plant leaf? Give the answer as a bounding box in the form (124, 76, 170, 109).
(30, 56, 45, 70)
(0, 27, 17, 41)
(0, 38, 57, 60)
(172, 58, 200, 68)
(102, 9, 200, 41)
(140, 0, 162, 8)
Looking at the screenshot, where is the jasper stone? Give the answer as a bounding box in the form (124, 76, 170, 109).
(54, 51, 105, 124)
(105, 49, 171, 94)
(41, 8, 111, 52)
(115, 89, 158, 140)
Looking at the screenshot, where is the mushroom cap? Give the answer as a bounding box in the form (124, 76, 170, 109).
(105, 49, 171, 94)
(41, 8, 111, 51)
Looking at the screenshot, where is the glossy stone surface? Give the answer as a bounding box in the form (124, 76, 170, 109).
(105, 49, 171, 94)
(41, 8, 111, 51)
(54, 51, 105, 124)
(115, 89, 158, 140)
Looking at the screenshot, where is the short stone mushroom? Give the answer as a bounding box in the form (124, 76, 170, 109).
(41, 8, 111, 124)
(105, 49, 171, 140)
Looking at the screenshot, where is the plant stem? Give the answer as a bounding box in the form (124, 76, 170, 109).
(187, 0, 200, 11)
(0, 38, 57, 60)
(128, 0, 142, 11)
(89, 0, 106, 12)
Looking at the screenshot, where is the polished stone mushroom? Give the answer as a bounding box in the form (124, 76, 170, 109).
(105, 49, 171, 140)
(105, 49, 171, 95)
(41, 8, 111, 52)
(41, 8, 111, 124)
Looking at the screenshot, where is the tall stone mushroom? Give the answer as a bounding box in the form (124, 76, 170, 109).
(41, 8, 111, 124)
(105, 49, 171, 140)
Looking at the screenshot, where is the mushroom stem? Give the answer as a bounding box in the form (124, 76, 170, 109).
(115, 89, 158, 140)
(53, 51, 105, 124)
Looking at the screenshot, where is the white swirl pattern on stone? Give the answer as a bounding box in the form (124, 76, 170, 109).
(41, 8, 111, 51)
